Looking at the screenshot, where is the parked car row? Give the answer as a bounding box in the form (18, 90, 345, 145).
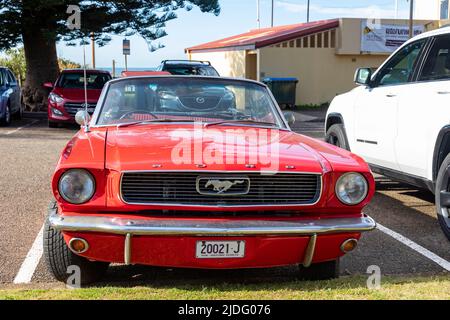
(0, 67, 22, 126)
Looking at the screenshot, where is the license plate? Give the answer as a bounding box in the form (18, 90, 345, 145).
(196, 240, 245, 259)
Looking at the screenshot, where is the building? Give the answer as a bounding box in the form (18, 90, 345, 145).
(415, 0, 449, 20)
(186, 18, 437, 106)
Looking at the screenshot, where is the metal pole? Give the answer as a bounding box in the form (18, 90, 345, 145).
(395, 0, 399, 19)
(90, 32, 96, 69)
(409, 0, 414, 38)
(271, 0, 274, 27)
(112, 60, 116, 78)
(256, 0, 260, 28)
(125, 55, 128, 72)
(307, 0, 310, 23)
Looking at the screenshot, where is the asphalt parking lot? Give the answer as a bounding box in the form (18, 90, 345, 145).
(0, 115, 449, 287)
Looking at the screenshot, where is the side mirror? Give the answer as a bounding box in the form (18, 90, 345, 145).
(43, 82, 54, 89)
(283, 111, 296, 126)
(75, 110, 91, 127)
(354, 68, 372, 86)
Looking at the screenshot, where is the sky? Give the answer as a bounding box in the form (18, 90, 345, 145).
(56, 0, 414, 69)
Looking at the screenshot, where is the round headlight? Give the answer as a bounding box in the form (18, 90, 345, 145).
(58, 169, 95, 204)
(335, 173, 368, 205)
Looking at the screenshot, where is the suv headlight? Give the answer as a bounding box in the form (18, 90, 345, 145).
(335, 172, 368, 205)
(49, 92, 64, 104)
(58, 169, 95, 204)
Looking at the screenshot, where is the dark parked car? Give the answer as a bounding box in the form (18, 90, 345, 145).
(44, 69, 112, 128)
(156, 60, 220, 76)
(0, 67, 22, 126)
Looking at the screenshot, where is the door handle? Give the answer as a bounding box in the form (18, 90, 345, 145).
(386, 94, 397, 98)
(437, 91, 450, 95)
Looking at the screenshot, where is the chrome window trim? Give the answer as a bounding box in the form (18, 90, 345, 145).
(89, 76, 291, 131)
(119, 170, 323, 208)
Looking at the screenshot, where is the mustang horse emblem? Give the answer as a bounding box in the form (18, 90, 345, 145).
(205, 180, 245, 194)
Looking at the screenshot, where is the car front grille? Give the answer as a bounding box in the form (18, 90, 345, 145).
(121, 172, 321, 207)
(64, 103, 96, 117)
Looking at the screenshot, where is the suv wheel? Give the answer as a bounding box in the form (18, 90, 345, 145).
(44, 201, 109, 285)
(0, 104, 11, 127)
(435, 153, 450, 241)
(298, 259, 340, 280)
(325, 124, 349, 151)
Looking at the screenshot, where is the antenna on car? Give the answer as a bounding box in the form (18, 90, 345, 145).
(82, 37, 90, 133)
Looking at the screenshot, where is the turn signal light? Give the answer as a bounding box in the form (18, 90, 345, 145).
(340, 238, 358, 253)
(69, 238, 89, 254)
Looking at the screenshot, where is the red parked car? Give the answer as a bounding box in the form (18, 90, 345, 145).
(44, 76, 376, 284)
(45, 69, 112, 128)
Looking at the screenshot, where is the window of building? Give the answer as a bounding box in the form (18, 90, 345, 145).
(303, 37, 308, 48)
(317, 33, 322, 48)
(282, 42, 288, 48)
(310, 35, 315, 48)
(296, 38, 301, 48)
(324, 32, 329, 48)
(441, 0, 449, 19)
(289, 40, 295, 48)
(330, 29, 336, 48)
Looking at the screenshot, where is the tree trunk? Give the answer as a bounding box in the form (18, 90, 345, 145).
(22, 29, 60, 111)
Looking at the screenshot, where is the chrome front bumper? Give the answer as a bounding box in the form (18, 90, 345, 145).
(49, 211, 376, 237)
(49, 210, 375, 267)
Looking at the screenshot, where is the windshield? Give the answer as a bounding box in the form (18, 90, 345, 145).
(96, 78, 285, 128)
(164, 66, 219, 76)
(57, 72, 111, 90)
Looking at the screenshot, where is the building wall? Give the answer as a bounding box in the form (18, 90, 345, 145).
(259, 46, 387, 105)
(414, 0, 442, 20)
(189, 50, 247, 78)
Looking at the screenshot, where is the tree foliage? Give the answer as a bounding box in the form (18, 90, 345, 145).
(0, 0, 220, 50)
(0, 48, 81, 85)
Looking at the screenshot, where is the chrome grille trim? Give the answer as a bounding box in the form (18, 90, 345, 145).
(120, 171, 322, 207)
(64, 103, 96, 117)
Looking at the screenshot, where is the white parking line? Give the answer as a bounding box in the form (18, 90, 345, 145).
(5, 119, 39, 135)
(13, 224, 44, 284)
(377, 223, 450, 271)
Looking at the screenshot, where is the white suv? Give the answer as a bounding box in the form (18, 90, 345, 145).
(326, 26, 450, 240)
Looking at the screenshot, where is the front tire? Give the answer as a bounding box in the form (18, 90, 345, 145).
(43, 201, 109, 285)
(435, 154, 450, 241)
(0, 104, 11, 127)
(325, 124, 349, 151)
(298, 259, 340, 281)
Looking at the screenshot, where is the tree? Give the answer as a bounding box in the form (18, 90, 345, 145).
(0, 1, 220, 111)
(0, 48, 81, 90)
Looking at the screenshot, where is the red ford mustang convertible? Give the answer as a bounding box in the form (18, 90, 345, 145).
(44, 76, 376, 284)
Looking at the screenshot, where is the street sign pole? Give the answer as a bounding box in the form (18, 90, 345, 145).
(90, 32, 96, 69)
(123, 39, 130, 71)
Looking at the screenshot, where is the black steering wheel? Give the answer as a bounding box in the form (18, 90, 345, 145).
(120, 110, 159, 120)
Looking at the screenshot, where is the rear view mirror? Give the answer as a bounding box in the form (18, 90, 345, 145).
(43, 82, 54, 89)
(75, 110, 90, 127)
(283, 111, 296, 126)
(354, 68, 372, 86)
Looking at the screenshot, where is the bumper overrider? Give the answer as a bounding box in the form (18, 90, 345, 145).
(49, 208, 376, 269)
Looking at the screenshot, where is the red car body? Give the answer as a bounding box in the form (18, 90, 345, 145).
(46, 69, 111, 126)
(47, 76, 376, 282)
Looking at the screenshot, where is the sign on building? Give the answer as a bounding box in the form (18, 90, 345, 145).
(361, 21, 425, 53)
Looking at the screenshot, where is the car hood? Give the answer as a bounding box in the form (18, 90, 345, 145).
(104, 124, 367, 173)
(53, 87, 102, 103)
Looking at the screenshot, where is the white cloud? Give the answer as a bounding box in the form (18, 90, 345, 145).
(276, 1, 409, 19)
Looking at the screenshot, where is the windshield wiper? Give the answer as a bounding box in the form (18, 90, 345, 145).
(117, 119, 196, 128)
(204, 120, 279, 128)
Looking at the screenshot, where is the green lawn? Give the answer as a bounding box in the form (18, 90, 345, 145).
(1, 275, 450, 300)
